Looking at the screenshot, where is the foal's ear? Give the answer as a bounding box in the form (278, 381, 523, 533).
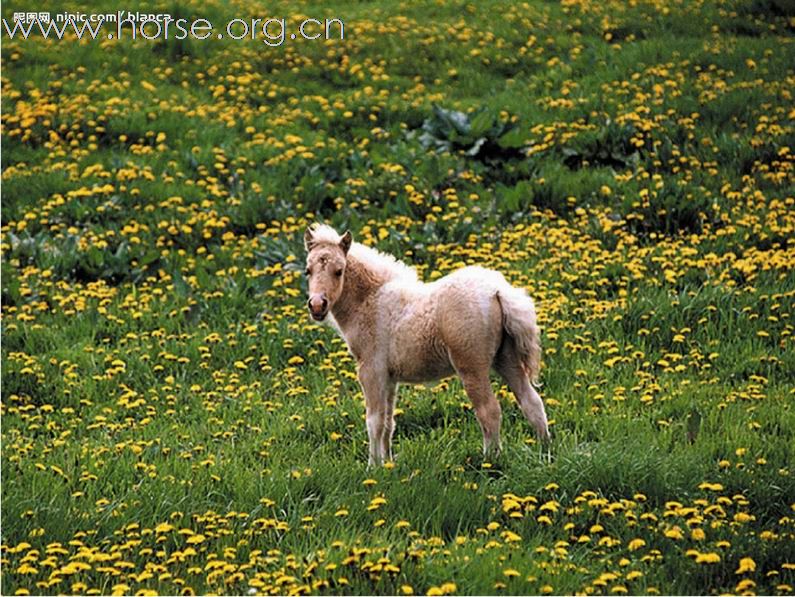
(339, 230, 353, 255)
(304, 228, 316, 252)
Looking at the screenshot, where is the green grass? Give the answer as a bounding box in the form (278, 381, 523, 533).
(2, 0, 795, 595)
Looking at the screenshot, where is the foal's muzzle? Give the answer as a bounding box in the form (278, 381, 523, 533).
(308, 294, 329, 321)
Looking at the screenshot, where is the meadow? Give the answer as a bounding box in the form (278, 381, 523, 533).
(1, 0, 794, 594)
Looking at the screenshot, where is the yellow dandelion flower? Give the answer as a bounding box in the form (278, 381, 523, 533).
(440, 582, 456, 594)
(628, 538, 646, 551)
(695, 552, 721, 564)
(664, 526, 683, 540)
(735, 557, 756, 575)
(502, 530, 522, 542)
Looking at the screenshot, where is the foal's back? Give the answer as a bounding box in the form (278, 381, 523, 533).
(431, 266, 506, 372)
(379, 266, 507, 383)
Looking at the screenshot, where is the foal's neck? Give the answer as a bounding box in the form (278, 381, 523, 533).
(331, 252, 389, 330)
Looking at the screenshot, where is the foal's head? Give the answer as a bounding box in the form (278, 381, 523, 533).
(304, 226, 353, 321)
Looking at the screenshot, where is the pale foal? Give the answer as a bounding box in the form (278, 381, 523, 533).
(304, 224, 549, 466)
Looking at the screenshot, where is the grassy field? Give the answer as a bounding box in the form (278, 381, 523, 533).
(2, 0, 795, 594)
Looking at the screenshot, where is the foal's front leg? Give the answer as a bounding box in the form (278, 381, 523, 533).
(358, 365, 391, 467)
(380, 384, 397, 462)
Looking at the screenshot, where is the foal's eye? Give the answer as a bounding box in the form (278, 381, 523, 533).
(334, 269, 343, 277)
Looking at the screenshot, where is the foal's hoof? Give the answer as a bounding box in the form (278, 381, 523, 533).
(483, 445, 502, 462)
(537, 425, 551, 443)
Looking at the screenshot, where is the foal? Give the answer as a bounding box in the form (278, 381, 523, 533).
(304, 224, 549, 465)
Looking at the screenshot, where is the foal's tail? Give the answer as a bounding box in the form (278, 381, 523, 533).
(496, 286, 542, 384)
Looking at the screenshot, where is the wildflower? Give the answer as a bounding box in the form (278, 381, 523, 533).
(427, 582, 456, 596)
(539, 500, 559, 513)
(16, 563, 38, 575)
(367, 496, 387, 510)
(628, 538, 645, 551)
(662, 526, 683, 542)
(502, 530, 522, 542)
(735, 557, 756, 574)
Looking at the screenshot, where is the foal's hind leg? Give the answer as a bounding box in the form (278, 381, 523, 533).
(444, 301, 504, 458)
(448, 353, 502, 457)
(495, 337, 550, 441)
(460, 371, 502, 457)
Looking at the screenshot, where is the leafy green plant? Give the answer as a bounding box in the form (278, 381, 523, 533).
(414, 105, 525, 163)
(559, 119, 641, 171)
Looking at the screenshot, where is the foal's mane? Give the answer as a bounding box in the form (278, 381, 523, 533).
(349, 242, 418, 283)
(309, 224, 418, 283)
